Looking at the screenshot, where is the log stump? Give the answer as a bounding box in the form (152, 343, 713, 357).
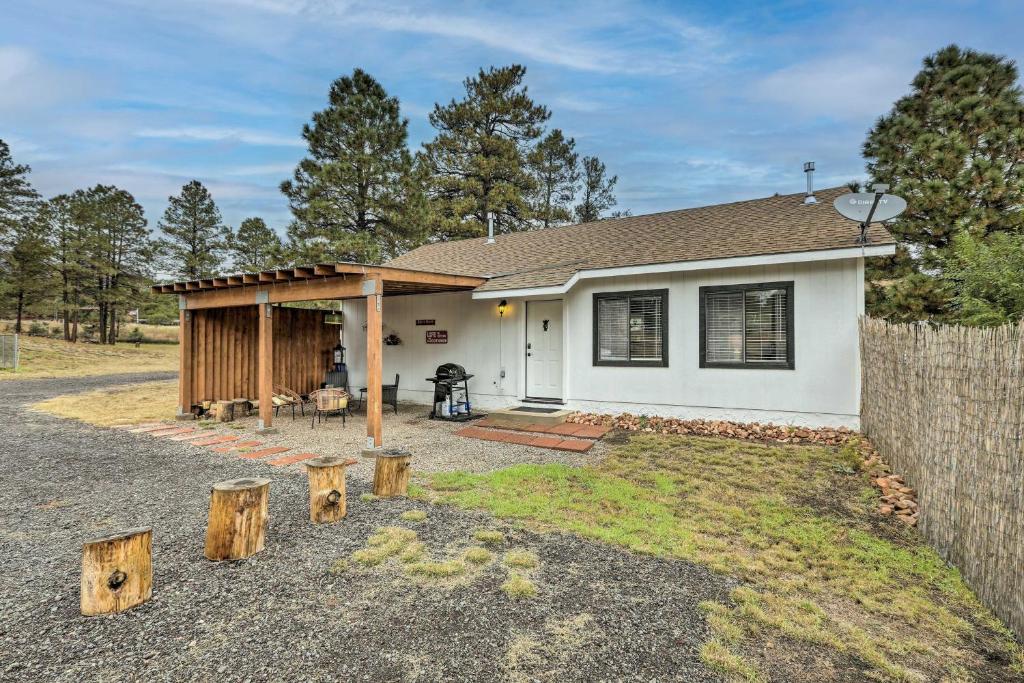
(212, 400, 235, 422)
(372, 449, 411, 497)
(204, 478, 270, 561)
(80, 527, 153, 616)
(305, 456, 359, 523)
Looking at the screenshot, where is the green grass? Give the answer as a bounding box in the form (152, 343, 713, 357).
(0, 335, 177, 380)
(400, 510, 427, 522)
(351, 527, 418, 566)
(424, 433, 1022, 681)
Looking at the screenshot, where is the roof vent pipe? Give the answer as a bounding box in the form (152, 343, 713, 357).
(803, 161, 817, 204)
(486, 211, 495, 244)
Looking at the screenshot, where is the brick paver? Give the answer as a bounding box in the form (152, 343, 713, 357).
(554, 439, 593, 452)
(149, 427, 194, 437)
(573, 424, 610, 439)
(190, 435, 241, 447)
(268, 452, 319, 466)
(456, 426, 594, 452)
(548, 422, 585, 436)
(168, 430, 217, 441)
(129, 424, 175, 433)
(211, 440, 263, 453)
(239, 446, 290, 460)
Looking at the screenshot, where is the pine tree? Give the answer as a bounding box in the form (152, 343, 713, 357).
(282, 69, 424, 264)
(39, 195, 88, 340)
(864, 45, 1024, 321)
(423, 65, 550, 239)
(528, 129, 579, 229)
(157, 180, 229, 280)
(574, 156, 617, 223)
(74, 185, 153, 343)
(230, 217, 283, 272)
(1, 216, 52, 333)
(0, 139, 39, 237)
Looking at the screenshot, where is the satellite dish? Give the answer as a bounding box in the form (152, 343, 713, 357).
(833, 192, 907, 223)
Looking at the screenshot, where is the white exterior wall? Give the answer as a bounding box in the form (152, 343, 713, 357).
(342, 257, 865, 428)
(340, 292, 523, 411)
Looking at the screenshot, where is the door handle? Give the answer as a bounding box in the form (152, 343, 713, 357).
(527, 352, 532, 357)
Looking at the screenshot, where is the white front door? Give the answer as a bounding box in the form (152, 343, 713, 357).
(526, 300, 563, 399)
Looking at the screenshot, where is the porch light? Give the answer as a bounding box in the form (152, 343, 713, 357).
(498, 300, 508, 318)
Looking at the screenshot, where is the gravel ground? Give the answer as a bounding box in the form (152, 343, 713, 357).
(207, 402, 605, 482)
(1, 374, 732, 682)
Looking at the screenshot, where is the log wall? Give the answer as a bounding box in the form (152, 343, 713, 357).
(187, 306, 338, 405)
(860, 317, 1024, 638)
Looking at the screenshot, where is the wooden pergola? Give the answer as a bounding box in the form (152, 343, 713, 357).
(154, 264, 486, 450)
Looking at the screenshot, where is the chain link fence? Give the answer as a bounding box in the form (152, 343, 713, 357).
(0, 334, 18, 370)
(860, 317, 1023, 637)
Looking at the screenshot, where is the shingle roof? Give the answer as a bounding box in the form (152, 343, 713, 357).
(387, 187, 895, 292)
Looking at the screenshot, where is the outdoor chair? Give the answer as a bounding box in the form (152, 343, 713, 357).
(272, 385, 312, 420)
(310, 388, 349, 428)
(357, 374, 400, 415)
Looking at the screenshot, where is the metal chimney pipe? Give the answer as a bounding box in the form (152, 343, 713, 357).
(486, 212, 495, 244)
(803, 161, 817, 204)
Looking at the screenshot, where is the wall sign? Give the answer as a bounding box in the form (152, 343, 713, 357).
(425, 330, 448, 344)
(416, 319, 435, 326)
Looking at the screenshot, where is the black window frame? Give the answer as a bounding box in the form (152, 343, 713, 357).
(699, 281, 794, 370)
(592, 289, 669, 367)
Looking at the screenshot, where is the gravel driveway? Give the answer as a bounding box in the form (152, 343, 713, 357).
(1, 374, 731, 682)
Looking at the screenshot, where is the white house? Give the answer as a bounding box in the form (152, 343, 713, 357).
(338, 186, 895, 429)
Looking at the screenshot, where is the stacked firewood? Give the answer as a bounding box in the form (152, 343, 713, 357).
(566, 411, 919, 526)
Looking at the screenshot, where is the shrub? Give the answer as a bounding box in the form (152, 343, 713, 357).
(27, 321, 47, 336)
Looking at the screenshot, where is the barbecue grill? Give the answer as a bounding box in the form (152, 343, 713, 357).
(427, 363, 474, 420)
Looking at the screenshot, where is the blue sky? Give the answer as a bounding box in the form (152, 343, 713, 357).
(2, 0, 1021, 233)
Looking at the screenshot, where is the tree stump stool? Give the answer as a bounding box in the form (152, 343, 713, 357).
(305, 456, 359, 523)
(80, 527, 153, 616)
(204, 478, 270, 561)
(212, 400, 235, 422)
(372, 449, 412, 497)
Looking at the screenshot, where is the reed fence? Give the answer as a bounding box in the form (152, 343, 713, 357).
(859, 317, 1024, 637)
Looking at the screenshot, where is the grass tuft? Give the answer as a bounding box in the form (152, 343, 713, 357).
(400, 510, 427, 522)
(463, 547, 493, 565)
(399, 542, 426, 564)
(352, 527, 418, 566)
(501, 573, 537, 599)
(359, 493, 377, 502)
(503, 550, 539, 569)
(328, 559, 349, 574)
(700, 640, 762, 682)
(473, 529, 505, 546)
(404, 560, 466, 579)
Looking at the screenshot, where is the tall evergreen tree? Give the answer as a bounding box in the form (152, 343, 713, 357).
(574, 156, 617, 223)
(39, 195, 88, 341)
(73, 185, 153, 343)
(423, 65, 550, 239)
(230, 217, 283, 272)
(157, 180, 229, 280)
(282, 69, 424, 264)
(864, 44, 1024, 321)
(528, 129, 579, 229)
(1, 215, 53, 333)
(0, 139, 39, 237)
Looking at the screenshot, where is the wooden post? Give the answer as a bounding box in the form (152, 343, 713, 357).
(257, 302, 273, 431)
(178, 304, 193, 419)
(305, 456, 359, 523)
(372, 450, 411, 497)
(204, 478, 270, 561)
(365, 277, 383, 451)
(80, 527, 152, 616)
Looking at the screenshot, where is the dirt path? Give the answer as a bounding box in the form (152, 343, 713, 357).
(0, 374, 729, 682)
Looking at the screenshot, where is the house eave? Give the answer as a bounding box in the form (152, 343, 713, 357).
(470, 243, 896, 299)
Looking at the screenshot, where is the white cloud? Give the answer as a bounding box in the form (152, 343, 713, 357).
(134, 126, 304, 147)
(0, 45, 92, 114)
(751, 47, 918, 121)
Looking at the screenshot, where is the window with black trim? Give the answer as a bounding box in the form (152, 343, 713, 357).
(593, 289, 668, 367)
(699, 282, 794, 369)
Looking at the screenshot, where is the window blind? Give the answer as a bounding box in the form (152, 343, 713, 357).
(744, 289, 787, 363)
(702, 283, 792, 367)
(629, 296, 663, 361)
(597, 298, 628, 361)
(705, 291, 744, 363)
